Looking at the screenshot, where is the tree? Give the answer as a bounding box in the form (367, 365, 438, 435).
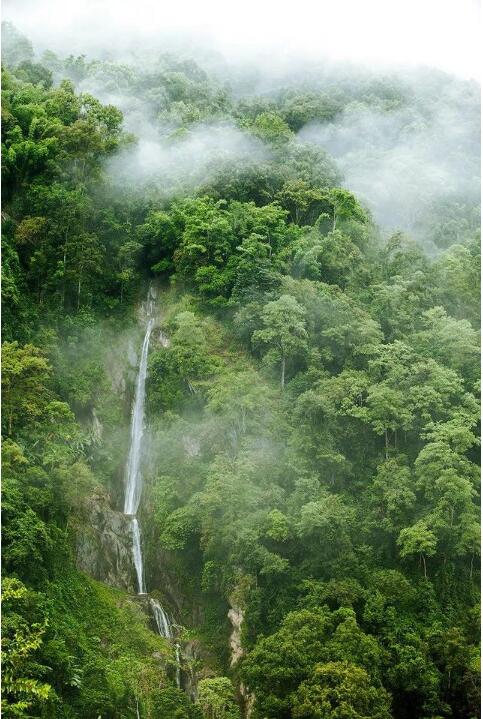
(369, 457, 416, 533)
(276, 180, 327, 225)
(206, 369, 271, 452)
(365, 383, 413, 459)
(323, 188, 367, 231)
(152, 685, 201, 719)
(116, 240, 142, 302)
(66, 232, 104, 310)
(252, 294, 308, 388)
(1, 22, 34, 66)
(197, 677, 240, 719)
(433, 240, 480, 326)
(291, 662, 392, 719)
(1, 578, 53, 718)
(397, 520, 437, 578)
(241, 608, 383, 718)
(412, 306, 479, 382)
(1, 342, 51, 436)
(250, 111, 293, 144)
(148, 311, 216, 410)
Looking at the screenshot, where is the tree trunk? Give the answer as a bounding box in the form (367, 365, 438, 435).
(384, 429, 389, 460)
(281, 356, 286, 390)
(333, 209, 337, 231)
(77, 277, 81, 311)
(62, 245, 67, 308)
(421, 553, 427, 579)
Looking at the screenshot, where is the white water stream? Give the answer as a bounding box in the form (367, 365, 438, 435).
(131, 517, 146, 595)
(123, 291, 182, 691)
(149, 597, 173, 637)
(124, 314, 154, 517)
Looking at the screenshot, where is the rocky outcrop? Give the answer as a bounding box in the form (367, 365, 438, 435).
(228, 600, 256, 717)
(228, 604, 245, 667)
(182, 434, 200, 458)
(241, 686, 255, 719)
(91, 408, 103, 442)
(181, 639, 218, 700)
(75, 494, 135, 592)
(158, 329, 170, 348)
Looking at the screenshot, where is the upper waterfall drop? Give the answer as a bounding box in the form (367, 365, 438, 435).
(124, 313, 154, 516)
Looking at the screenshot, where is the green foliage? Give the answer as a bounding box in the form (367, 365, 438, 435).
(1, 28, 479, 719)
(152, 685, 202, 718)
(252, 294, 308, 387)
(291, 661, 392, 719)
(197, 677, 240, 719)
(1, 578, 53, 718)
(241, 607, 385, 717)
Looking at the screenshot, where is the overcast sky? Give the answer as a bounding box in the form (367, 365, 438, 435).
(3, 0, 482, 79)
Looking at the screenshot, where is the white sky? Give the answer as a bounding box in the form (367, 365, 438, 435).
(3, 0, 482, 79)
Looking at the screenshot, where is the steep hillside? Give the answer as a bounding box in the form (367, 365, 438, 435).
(1, 22, 480, 719)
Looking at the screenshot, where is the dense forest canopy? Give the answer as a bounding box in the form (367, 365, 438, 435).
(1, 18, 480, 719)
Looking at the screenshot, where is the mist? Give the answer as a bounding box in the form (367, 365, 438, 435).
(106, 123, 270, 197)
(2, 2, 481, 715)
(3, 0, 481, 79)
(299, 80, 481, 243)
(2, 1, 480, 247)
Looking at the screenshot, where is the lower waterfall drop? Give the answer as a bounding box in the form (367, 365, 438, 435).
(175, 643, 181, 689)
(149, 597, 172, 638)
(131, 518, 146, 595)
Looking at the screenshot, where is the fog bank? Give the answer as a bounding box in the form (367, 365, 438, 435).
(4, 0, 481, 80)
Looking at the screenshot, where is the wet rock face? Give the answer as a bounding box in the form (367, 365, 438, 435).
(75, 495, 135, 592)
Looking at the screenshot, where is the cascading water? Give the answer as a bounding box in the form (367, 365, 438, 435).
(175, 643, 181, 689)
(150, 597, 182, 685)
(149, 597, 173, 638)
(123, 290, 181, 705)
(122, 291, 182, 697)
(131, 518, 146, 595)
(123, 300, 153, 598)
(124, 314, 154, 518)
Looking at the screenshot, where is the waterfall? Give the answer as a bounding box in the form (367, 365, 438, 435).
(149, 598, 182, 685)
(131, 518, 146, 595)
(124, 316, 154, 517)
(149, 597, 172, 638)
(123, 291, 182, 691)
(175, 643, 181, 689)
(123, 295, 153, 596)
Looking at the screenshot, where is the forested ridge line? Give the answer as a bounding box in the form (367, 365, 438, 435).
(1, 20, 480, 719)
